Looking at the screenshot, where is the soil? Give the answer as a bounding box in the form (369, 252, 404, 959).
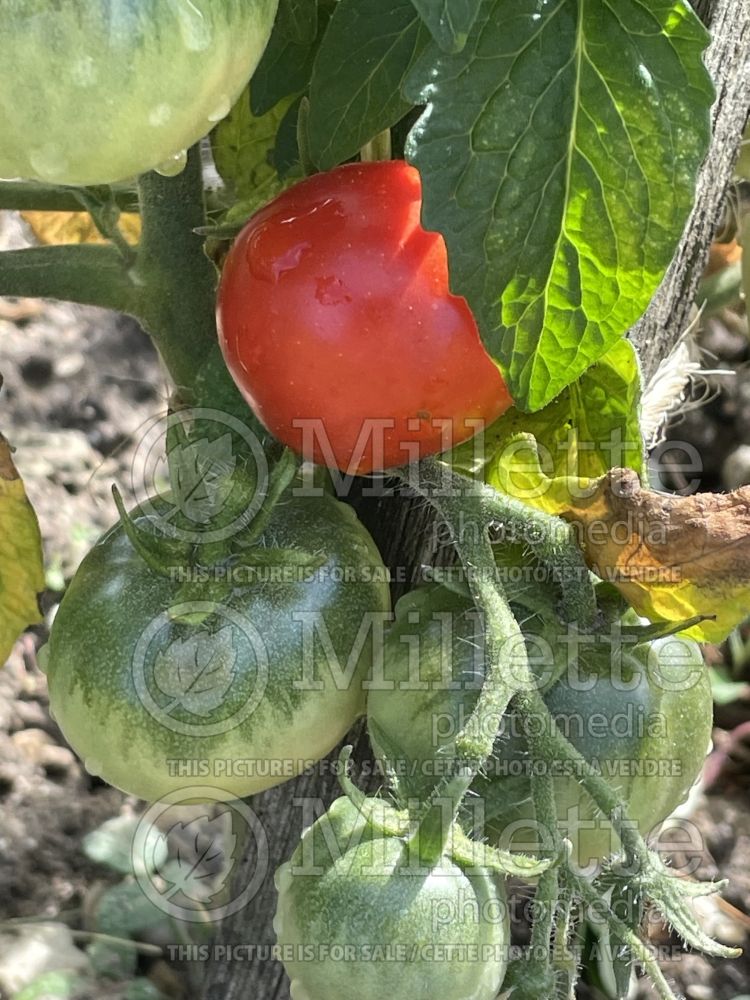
(0, 208, 749, 1000)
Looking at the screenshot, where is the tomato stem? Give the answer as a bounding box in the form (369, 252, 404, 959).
(0, 244, 139, 313)
(239, 448, 302, 549)
(134, 146, 251, 420)
(0, 181, 140, 214)
(514, 685, 651, 870)
(406, 767, 474, 867)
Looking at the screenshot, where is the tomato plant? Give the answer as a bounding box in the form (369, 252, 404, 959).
(274, 794, 509, 1000)
(0, 0, 278, 186)
(368, 584, 713, 868)
(46, 491, 390, 802)
(217, 161, 512, 474)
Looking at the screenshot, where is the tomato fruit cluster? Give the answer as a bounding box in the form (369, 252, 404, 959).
(46, 490, 390, 802)
(367, 583, 713, 869)
(0, 0, 277, 185)
(217, 161, 512, 474)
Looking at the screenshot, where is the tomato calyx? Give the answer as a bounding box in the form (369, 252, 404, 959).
(111, 446, 322, 613)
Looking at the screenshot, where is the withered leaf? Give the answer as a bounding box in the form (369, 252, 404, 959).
(561, 468, 750, 642)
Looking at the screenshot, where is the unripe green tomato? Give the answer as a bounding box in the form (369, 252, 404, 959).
(274, 796, 509, 1000)
(46, 494, 390, 802)
(367, 585, 713, 868)
(0, 0, 278, 185)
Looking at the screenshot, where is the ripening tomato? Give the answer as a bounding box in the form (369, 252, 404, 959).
(217, 161, 511, 474)
(0, 0, 277, 185)
(274, 796, 509, 1000)
(45, 492, 391, 802)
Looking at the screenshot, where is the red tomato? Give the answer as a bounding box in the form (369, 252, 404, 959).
(217, 161, 511, 474)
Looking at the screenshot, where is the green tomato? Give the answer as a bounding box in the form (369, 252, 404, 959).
(274, 796, 509, 1000)
(46, 493, 391, 802)
(0, 0, 278, 185)
(367, 585, 713, 869)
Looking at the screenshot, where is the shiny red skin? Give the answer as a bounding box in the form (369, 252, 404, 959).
(217, 161, 511, 474)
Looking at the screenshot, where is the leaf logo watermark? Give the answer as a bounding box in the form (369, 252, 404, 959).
(132, 787, 268, 922)
(132, 602, 269, 737)
(129, 407, 269, 543)
(152, 628, 237, 718)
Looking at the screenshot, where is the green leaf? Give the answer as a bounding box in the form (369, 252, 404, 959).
(212, 88, 295, 220)
(409, 0, 481, 52)
(251, 2, 333, 116)
(273, 96, 305, 178)
(277, 0, 318, 43)
(308, 0, 427, 169)
(449, 339, 644, 485)
(405, 0, 713, 411)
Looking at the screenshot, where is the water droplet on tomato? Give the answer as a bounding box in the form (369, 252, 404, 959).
(207, 95, 232, 123)
(30, 145, 69, 182)
(154, 150, 188, 177)
(246, 230, 311, 283)
(149, 103, 173, 128)
(71, 55, 98, 87)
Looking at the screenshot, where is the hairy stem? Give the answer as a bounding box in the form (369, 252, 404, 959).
(515, 685, 651, 869)
(0, 181, 139, 214)
(0, 244, 139, 313)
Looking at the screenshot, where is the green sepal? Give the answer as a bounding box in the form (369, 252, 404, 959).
(111, 485, 190, 578)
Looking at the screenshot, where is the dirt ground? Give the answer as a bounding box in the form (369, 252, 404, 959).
(1, 208, 749, 999)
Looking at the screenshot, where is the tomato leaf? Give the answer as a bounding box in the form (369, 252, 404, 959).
(408, 0, 481, 52)
(0, 435, 44, 664)
(212, 88, 295, 221)
(276, 0, 318, 44)
(308, 0, 428, 170)
(559, 469, 750, 643)
(251, 3, 332, 116)
(449, 340, 644, 487)
(405, 0, 713, 411)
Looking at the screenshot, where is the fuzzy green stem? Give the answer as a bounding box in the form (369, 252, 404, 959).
(406, 461, 525, 769)
(0, 180, 139, 213)
(529, 772, 560, 960)
(73, 187, 136, 264)
(133, 147, 255, 426)
(515, 686, 651, 870)
(239, 448, 301, 548)
(0, 244, 139, 313)
(572, 874, 678, 1000)
(134, 146, 225, 399)
(407, 768, 474, 867)
(413, 458, 596, 626)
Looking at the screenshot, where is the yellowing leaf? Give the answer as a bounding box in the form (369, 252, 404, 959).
(450, 340, 644, 491)
(485, 432, 596, 517)
(560, 468, 750, 643)
(0, 436, 44, 662)
(21, 211, 141, 246)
